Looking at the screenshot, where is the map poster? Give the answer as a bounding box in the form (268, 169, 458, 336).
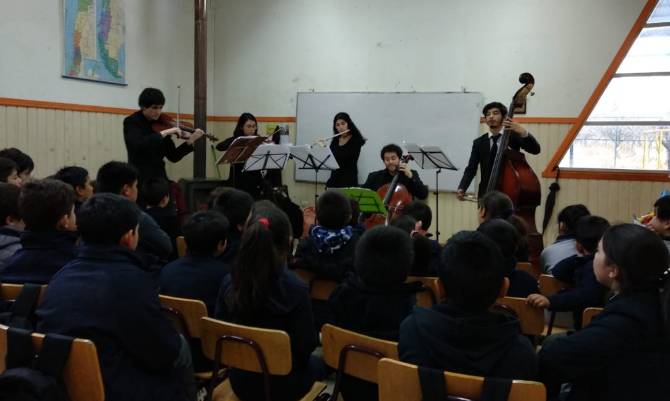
(63, 0, 126, 85)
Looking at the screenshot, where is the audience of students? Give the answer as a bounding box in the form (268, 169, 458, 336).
(540, 204, 591, 273)
(0, 179, 78, 284)
(210, 188, 254, 264)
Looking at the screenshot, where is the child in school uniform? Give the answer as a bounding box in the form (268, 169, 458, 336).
(0, 179, 78, 284)
(143, 177, 181, 260)
(0, 148, 34, 182)
(644, 194, 670, 253)
(0, 183, 23, 269)
(527, 216, 610, 329)
(211, 188, 254, 264)
(0, 157, 22, 187)
(53, 165, 94, 217)
(399, 230, 537, 380)
(214, 204, 318, 401)
(539, 224, 670, 401)
(540, 204, 590, 273)
(37, 193, 195, 401)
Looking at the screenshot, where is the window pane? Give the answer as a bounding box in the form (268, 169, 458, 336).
(587, 76, 670, 122)
(617, 26, 670, 73)
(559, 125, 670, 170)
(649, 0, 670, 23)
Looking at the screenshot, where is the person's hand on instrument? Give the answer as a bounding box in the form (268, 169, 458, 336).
(398, 161, 412, 178)
(186, 128, 204, 145)
(503, 117, 528, 137)
(159, 127, 181, 138)
(456, 189, 465, 201)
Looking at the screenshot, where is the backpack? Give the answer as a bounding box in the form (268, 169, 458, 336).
(0, 327, 74, 401)
(0, 283, 42, 330)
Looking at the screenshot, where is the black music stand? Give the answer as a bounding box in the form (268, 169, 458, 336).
(290, 145, 340, 203)
(405, 143, 457, 242)
(216, 136, 267, 187)
(243, 144, 291, 173)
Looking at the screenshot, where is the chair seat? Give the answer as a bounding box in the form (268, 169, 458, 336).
(212, 379, 327, 401)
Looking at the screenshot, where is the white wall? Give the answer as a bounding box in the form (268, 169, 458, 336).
(210, 0, 646, 117)
(0, 0, 198, 112)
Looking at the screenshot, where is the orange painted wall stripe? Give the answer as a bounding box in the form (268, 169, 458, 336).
(542, 0, 659, 180)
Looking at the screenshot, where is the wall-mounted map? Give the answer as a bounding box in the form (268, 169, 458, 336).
(63, 0, 126, 85)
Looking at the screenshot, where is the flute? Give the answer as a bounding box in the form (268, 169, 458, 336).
(312, 129, 350, 146)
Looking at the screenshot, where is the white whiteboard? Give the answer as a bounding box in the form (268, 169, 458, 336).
(295, 92, 484, 192)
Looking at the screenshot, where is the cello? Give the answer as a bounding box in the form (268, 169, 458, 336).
(486, 72, 543, 273)
(364, 154, 414, 228)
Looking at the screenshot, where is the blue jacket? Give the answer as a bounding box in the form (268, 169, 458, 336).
(0, 230, 78, 284)
(0, 226, 22, 271)
(160, 254, 231, 315)
(215, 267, 317, 401)
(137, 210, 173, 262)
(539, 290, 670, 401)
(36, 245, 189, 401)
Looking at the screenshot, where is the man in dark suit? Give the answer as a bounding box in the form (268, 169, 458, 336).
(456, 102, 540, 200)
(362, 143, 429, 200)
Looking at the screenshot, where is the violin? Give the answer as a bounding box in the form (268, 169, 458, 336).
(151, 113, 218, 142)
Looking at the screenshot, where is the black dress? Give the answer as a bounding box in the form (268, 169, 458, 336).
(326, 135, 364, 188)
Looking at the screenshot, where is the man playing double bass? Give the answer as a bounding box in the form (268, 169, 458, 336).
(456, 102, 540, 200)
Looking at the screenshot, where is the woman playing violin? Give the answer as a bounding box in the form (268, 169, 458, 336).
(123, 87, 204, 187)
(362, 143, 429, 200)
(325, 112, 366, 188)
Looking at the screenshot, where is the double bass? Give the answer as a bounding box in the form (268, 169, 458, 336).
(486, 73, 543, 272)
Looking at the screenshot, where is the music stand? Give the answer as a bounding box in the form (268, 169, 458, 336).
(216, 136, 267, 187)
(337, 187, 387, 216)
(290, 145, 340, 203)
(404, 143, 458, 242)
(243, 144, 291, 173)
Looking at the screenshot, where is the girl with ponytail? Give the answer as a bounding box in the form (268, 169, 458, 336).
(214, 203, 318, 401)
(539, 223, 670, 401)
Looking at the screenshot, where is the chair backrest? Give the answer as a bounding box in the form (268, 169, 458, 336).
(0, 283, 47, 304)
(494, 297, 545, 336)
(515, 262, 537, 278)
(582, 307, 603, 327)
(159, 294, 208, 338)
(293, 268, 338, 301)
(0, 324, 105, 401)
(321, 323, 398, 383)
(176, 236, 187, 258)
(538, 274, 569, 297)
(200, 317, 292, 375)
(406, 276, 444, 308)
(377, 358, 546, 401)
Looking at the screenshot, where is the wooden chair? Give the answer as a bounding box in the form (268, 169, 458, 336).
(176, 235, 188, 258)
(582, 307, 603, 327)
(515, 261, 537, 279)
(406, 276, 444, 308)
(0, 324, 105, 401)
(293, 268, 339, 301)
(321, 323, 399, 400)
(200, 317, 327, 401)
(377, 358, 546, 401)
(538, 274, 571, 335)
(494, 297, 545, 337)
(0, 283, 47, 304)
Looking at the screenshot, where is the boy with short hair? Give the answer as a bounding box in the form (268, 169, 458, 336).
(645, 195, 670, 252)
(0, 183, 23, 269)
(53, 165, 94, 216)
(37, 193, 195, 401)
(0, 179, 78, 284)
(96, 161, 172, 261)
(527, 215, 610, 328)
(143, 177, 180, 260)
(540, 204, 590, 273)
(293, 190, 360, 281)
(0, 157, 21, 187)
(399, 230, 537, 380)
(0, 148, 34, 182)
(211, 188, 254, 264)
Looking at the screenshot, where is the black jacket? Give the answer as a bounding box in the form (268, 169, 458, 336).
(215, 267, 317, 401)
(326, 136, 364, 188)
(362, 169, 429, 200)
(0, 230, 78, 284)
(36, 245, 189, 401)
(458, 132, 540, 197)
(399, 303, 537, 380)
(539, 290, 670, 401)
(145, 206, 181, 261)
(137, 210, 173, 262)
(123, 110, 194, 184)
(292, 233, 359, 281)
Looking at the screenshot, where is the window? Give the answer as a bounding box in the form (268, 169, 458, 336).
(549, 0, 670, 177)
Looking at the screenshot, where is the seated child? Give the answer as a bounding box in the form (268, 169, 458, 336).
(160, 211, 230, 315)
(540, 204, 590, 273)
(96, 161, 172, 262)
(215, 205, 318, 401)
(390, 214, 436, 276)
(478, 191, 530, 262)
(399, 230, 537, 380)
(401, 201, 441, 269)
(0, 179, 78, 284)
(143, 177, 180, 260)
(293, 190, 359, 281)
(211, 188, 254, 264)
(527, 215, 610, 328)
(0, 148, 34, 182)
(645, 195, 670, 253)
(53, 165, 94, 217)
(478, 218, 539, 298)
(539, 224, 670, 401)
(0, 157, 22, 187)
(0, 183, 23, 270)
(37, 193, 195, 401)
(329, 224, 423, 401)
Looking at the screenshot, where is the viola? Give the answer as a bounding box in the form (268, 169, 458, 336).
(151, 113, 218, 142)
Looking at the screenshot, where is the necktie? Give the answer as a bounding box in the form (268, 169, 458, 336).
(489, 135, 500, 166)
